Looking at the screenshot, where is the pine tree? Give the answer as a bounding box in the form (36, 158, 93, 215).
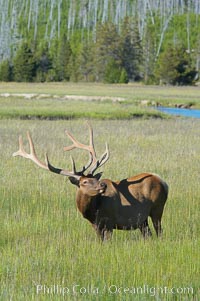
(156, 45, 197, 85)
(68, 52, 81, 82)
(13, 42, 36, 82)
(142, 22, 157, 84)
(120, 17, 142, 81)
(119, 68, 129, 83)
(95, 22, 121, 82)
(55, 34, 72, 81)
(35, 42, 52, 82)
(104, 58, 121, 83)
(78, 40, 95, 81)
(0, 60, 12, 81)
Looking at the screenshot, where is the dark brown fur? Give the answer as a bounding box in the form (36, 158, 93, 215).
(72, 172, 168, 241)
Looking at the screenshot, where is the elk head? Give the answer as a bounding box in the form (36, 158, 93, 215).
(12, 122, 109, 197)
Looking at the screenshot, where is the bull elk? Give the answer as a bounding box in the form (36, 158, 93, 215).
(13, 122, 168, 241)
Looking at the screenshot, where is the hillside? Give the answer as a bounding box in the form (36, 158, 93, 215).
(0, 0, 200, 84)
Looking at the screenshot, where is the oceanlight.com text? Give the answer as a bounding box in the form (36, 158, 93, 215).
(36, 283, 194, 297)
(107, 284, 193, 296)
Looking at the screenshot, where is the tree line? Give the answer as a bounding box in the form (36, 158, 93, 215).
(0, 15, 199, 85)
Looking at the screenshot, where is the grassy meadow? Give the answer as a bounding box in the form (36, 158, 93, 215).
(0, 83, 200, 300)
(0, 82, 200, 108)
(0, 82, 200, 120)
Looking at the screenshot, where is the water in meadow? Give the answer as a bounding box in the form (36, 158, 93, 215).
(156, 107, 200, 118)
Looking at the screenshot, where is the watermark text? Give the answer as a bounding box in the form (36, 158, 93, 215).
(35, 283, 194, 297)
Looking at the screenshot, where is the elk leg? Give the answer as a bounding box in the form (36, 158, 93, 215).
(150, 208, 163, 237)
(139, 219, 152, 238)
(93, 224, 113, 241)
(101, 228, 113, 241)
(151, 218, 162, 237)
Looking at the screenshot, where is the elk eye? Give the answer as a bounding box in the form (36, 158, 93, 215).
(82, 180, 88, 185)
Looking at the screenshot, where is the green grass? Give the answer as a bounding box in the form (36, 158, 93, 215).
(0, 82, 200, 106)
(1, 118, 200, 300)
(0, 96, 165, 120)
(0, 82, 200, 121)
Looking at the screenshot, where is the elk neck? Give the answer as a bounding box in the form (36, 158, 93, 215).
(75, 189, 101, 223)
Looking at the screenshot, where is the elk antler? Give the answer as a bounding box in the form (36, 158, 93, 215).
(12, 132, 81, 179)
(13, 123, 109, 178)
(89, 142, 109, 175)
(63, 121, 109, 175)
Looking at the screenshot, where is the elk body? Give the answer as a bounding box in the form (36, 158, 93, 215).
(13, 122, 168, 241)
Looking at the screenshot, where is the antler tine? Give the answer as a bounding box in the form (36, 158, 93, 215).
(69, 154, 92, 175)
(70, 156, 76, 174)
(13, 132, 49, 170)
(89, 143, 110, 175)
(45, 154, 81, 179)
(80, 152, 94, 174)
(26, 131, 49, 169)
(86, 120, 96, 158)
(64, 122, 96, 157)
(63, 131, 81, 151)
(63, 122, 97, 174)
(13, 135, 27, 158)
(27, 131, 36, 156)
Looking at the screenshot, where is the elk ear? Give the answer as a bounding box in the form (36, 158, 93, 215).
(69, 176, 80, 186)
(94, 172, 103, 180)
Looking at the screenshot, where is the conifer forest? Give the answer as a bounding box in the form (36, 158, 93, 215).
(0, 0, 200, 84)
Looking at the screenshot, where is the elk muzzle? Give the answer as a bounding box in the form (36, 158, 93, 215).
(99, 181, 107, 194)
